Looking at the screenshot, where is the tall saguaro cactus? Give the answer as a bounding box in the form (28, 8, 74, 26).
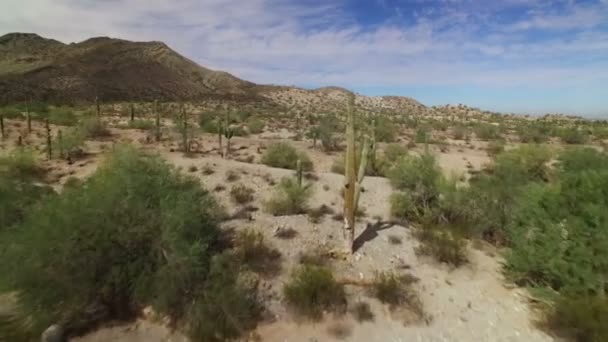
(130, 103, 135, 122)
(45, 118, 52, 160)
(154, 100, 161, 142)
(343, 94, 372, 253)
(181, 104, 189, 153)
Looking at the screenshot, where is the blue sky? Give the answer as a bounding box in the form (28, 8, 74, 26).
(1, 0, 608, 116)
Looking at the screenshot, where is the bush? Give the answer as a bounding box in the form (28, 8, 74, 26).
(0, 146, 254, 340)
(383, 144, 407, 163)
(414, 226, 468, 266)
(0, 148, 44, 180)
(0, 174, 53, 231)
(47, 108, 78, 126)
(452, 125, 468, 140)
(230, 184, 255, 205)
(374, 116, 397, 143)
(283, 265, 345, 319)
(414, 127, 430, 144)
(486, 140, 504, 157)
(127, 119, 155, 130)
(547, 295, 608, 342)
(199, 111, 221, 133)
(80, 117, 111, 138)
(518, 123, 550, 143)
(474, 123, 500, 141)
(265, 177, 312, 216)
(233, 230, 281, 276)
(318, 114, 341, 151)
(246, 117, 265, 134)
(558, 127, 588, 145)
(371, 272, 421, 311)
(54, 128, 86, 159)
(261, 143, 313, 171)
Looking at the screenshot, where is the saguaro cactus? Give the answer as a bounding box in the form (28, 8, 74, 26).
(181, 105, 189, 153)
(224, 127, 234, 157)
(45, 118, 52, 160)
(0, 114, 4, 139)
(296, 158, 303, 187)
(130, 103, 135, 122)
(57, 130, 64, 159)
(218, 120, 224, 156)
(154, 100, 161, 142)
(26, 99, 32, 134)
(343, 94, 372, 253)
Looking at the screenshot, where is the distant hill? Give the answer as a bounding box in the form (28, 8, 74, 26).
(0, 33, 259, 103)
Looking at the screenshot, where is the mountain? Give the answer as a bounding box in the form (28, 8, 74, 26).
(0, 33, 259, 103)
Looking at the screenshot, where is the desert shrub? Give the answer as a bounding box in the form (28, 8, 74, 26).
(318, 114, 340, 151)
(491, 145, 552, 183)
(351, 301, 374, 322)
(383, 143, 407, 163)
(54, 128, 86, 159)
(474, 123, 500, 141)
(225, 170, 240, 182)
(330, 156, 345, 174)
(371, 272, 421, 309)
(0, 146, 256, 340)
(261, 143, 313, 171)
(486, 140, 504, 157)
(374, 116, 397, 143)
(265, 177, 312, 216)
(1, 106, 23, 119)
(546, 295, 608, 342)
(283, 265, 345, 319)
(128, 119, 155, 130)
(414, 226, 468, 266)
(230, 184, 255, 205)
(388, 153, 441, 221)
(233, 230, 281, 275)
(557, 127, 588, 144)
(517, 123, 550, 143)
(43, 107, 78, 126)
(0, 148, 44, 180)
(414, 126, 430, 144)
(0, 174, 53, 231)
(307, 204, 334, 223)
(80, 117, 110, 138)
(246, 117, 265, 134)
(199, 111, 221, 133)
(452, 125, 468, 140)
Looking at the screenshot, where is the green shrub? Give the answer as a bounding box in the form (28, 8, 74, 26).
(246, 117, 265, 134)
(414, 127, 430, 144)
(233, 230, 281, 276)
(47, 108, 78, 126)
(261, 143, 313, 171)
(547, 295, 608, 342)
(265, 177, 312, 216)
(54, 128, 86, 159)
(0, 146, 254, 340)
(452, 125, 468, 140)
(474, 123, 500, 141)
(128, 119, 155, 130)
(230, 184, 255, 205)
(318, 114, 340, 151)
(199, 111, 221, 133)
(1, 106, 22, 119)
(517, 123, 550, 143)
(0, 148, 44, 180)
(486, 140, 504, 157)
(371, 272, 422, 312)
(558, 127, 588, 144)
(383, 143, 407, 163)
(374, 116, 397, 143)
(80, 117, 111, 138)
(0, 175, 53, 231)
(283, 265, 345, 319)
(414, 226, 467, 266)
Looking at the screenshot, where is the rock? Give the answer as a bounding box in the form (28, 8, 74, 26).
(41, 324, 64, 342)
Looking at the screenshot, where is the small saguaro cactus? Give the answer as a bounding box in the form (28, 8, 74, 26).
(95, 96, 101, 118)
(130, 103, 135, 122)
(45, 118, 52, 160)
(57, 130, 64, 159)
(26, 99, 32, 134)
(0, 114, 4, 139)
(181, 104, 189, 153)
(342, 93, 372, 253)
(224, 127, 234, 157)
(296, 158, 303, 187)
(154, 100, 161, 142)
(218, 120, 224, 156)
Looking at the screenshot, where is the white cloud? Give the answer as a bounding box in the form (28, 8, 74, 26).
(0, 0, 607, 96)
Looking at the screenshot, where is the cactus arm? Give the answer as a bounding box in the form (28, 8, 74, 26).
(354, 136, 370, 214)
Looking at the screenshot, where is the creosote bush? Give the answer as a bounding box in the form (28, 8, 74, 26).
(233, 230, 281, 276)
(371, 272, 422, 313)
(283, 265, 346, 319)
(230, 184, 255, 205)
(265, 177, 312, 216)
(261, 142, 313, 171)
(0, 146, 260, 341)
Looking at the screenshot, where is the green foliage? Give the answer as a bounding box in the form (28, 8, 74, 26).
(80, 117, 111, 138)
(557, 127, 588, 144)
(46, 107, 78, 126)
(374, 116, 397, 143)
(371, 272, 420, 307)
(414, 226, 468, 266)
(54, 128, 86, 159)
(261, 143, 313, 171)
(318, 114, 341, 151)
(0, 148, 44, 180)
(547, 295, 608, 342)
(383, 143, 408, 163)
(199, 111, 221, 133)
(0, 171, 53, 230)
(233, 230, 281, 276)
(486, 140, 505, 157)
(127, 119, 155, 130)
(283, 265, 345, 319)
(1, 106, 23, 119)
(265, 177, 313, 216)
(230, 184, 255, 205)
(517, 123, 550, 143)
(414, 126, 430, 144)
(0, 146, 242, 339)
(474, 123, 501, 141)
(246, 117, 265, 134)
(452, 125, 469, 140)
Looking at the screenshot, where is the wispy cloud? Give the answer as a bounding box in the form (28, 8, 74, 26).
(0, 0, 607, 114)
